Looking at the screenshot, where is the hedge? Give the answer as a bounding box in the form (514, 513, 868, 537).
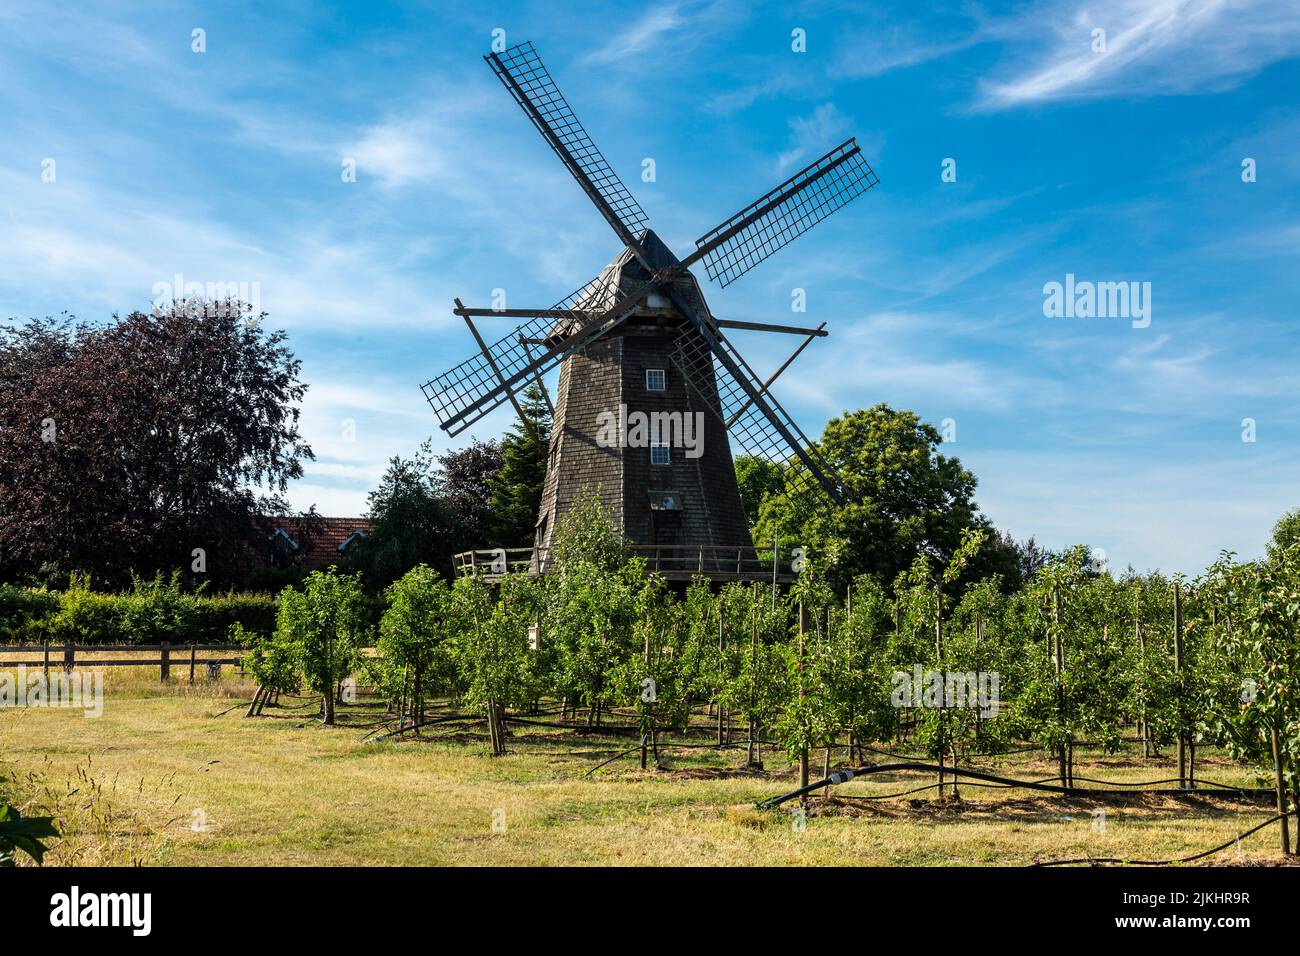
(0, 583, 278, 645)
(0, 586, 61, 641)
(189, 594, 279, 643)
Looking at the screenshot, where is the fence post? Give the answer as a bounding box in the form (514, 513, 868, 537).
(160, 641, 170, 682)
(42, 639, 49, 678)
(798, 600, 809, 803)
(189, 644, 197, 685)
(1173, 583, 1185, 789)
(63, 642, 74, 673)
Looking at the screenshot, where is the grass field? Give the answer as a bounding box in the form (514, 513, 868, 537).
(0, 659, 1290, 867)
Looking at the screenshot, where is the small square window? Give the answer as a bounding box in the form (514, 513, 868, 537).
(645, 368, 666, 391)
(650, 442, 671, 466)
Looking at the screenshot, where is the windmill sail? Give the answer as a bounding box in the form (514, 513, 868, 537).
(691, 139, 879, 288)
(486, 41, 649, 247)
(671, 324, 845, 504)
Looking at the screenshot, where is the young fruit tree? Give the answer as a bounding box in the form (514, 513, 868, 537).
(273, 569, 369, 725)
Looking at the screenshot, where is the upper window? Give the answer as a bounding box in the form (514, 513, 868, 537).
(645, 368, 666, 391)
(650, 443, 671, 466)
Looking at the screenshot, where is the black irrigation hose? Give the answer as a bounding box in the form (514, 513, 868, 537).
(584, 738, 648, 776)
(835, 780, 1022, 801)
(362, 713, 479, 742)
(1035, 811, 1298, 866)
(504, 716, 642, 735)
(758, 762, 1275, 811)
(759, 763, 1077, 809)
(1066, 774, 1260, 792)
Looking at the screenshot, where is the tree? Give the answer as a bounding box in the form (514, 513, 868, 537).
(273, 569, 368, 725)
(752, 405, 1001, 590)
(451, 572, 542, 754)
(1200, 548, 1300, 853)
(1267, 508, 1300, 562)
(542, 493, 640, 724)
(374, 565, 458, 726)
(0, 302, 312, 587)
(488, 383, 551, 548)
(734, 455, 784, 528)
(437, 440, 503, 545)
(349, 442, 465, 588)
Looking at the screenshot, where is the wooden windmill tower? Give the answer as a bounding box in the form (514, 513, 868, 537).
(423, 41, 879, 579)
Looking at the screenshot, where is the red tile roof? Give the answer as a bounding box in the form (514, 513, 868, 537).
(267, 516, 371, 571)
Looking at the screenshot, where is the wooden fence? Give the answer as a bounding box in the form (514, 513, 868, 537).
(0, 642, 247, 683)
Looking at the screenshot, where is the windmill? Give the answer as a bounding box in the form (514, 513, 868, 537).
(423, 41, 879, 580)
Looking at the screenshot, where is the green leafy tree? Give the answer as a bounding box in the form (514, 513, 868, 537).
(273, 569, 368, 725)
(452, 573, 543, 754)
(720, 583, 791, 766)
(349, 442, 466, 589)
(734, 455, 785, 528)
(120, 571, 195, 644)
(1199, 547, 1300, 853)
(753, 405, 1008, 590)
(889, 528, 987, 794)
(238, 620, 301, 716)
(374, 565, 459, 726)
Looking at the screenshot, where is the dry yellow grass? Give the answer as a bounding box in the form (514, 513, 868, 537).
(0, 667, 1288, 867)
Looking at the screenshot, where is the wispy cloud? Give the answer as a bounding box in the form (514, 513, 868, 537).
(342, 118, 448, 188)
(979, 0, 1300, 108)
(830, 25, 982, 79)
(581, 5, 690, 64)
(776, 103, 853, 171)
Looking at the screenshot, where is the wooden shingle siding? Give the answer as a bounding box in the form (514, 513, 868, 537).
(534, 231, 753, 568)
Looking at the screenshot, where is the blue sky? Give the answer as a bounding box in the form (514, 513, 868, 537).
(3, 1, 1299, 575)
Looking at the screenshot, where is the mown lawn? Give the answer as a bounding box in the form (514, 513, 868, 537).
(0, 664, 1288, 866)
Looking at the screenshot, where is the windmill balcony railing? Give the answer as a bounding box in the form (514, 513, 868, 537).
(452, 545, 797, 582)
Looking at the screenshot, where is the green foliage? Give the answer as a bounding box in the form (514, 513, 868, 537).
(46, 574, 127, 643)
(488, 383, 550, 548)
(373, 565, 459, 711)
(1267, 508, 1300, 562)
(452, 573, 543, 715)
(749, 405, 1015, 591)
(0, 585, 58, 640)
(273, 569, 369, 724)
(119, 572, 194, 644)
(0, 575, 277, 644)
(188, 592, 278, 642)
(237, 621, 301, 696)
(0, 798, 58, 866)
(347, 441, 466, 590)
(734, 455, 785, 528)
(548, 492, 632, 574)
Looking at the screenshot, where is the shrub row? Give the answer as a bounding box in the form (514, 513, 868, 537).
(0, 580, 277, 645)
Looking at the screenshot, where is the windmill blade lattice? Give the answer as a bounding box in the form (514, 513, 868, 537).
(422, 270, 636, 435)
(486, 41, 650, 245)
(671, 327, 844, 504)
(692, 139, 879, 288)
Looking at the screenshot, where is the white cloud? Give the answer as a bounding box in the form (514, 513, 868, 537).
(979, 0, 1300, 108)
(582, 6, 688, 64)
(342, 119, 447, 189)
(776, 103, 853, 172)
